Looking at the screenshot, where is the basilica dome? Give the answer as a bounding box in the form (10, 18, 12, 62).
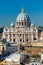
(16, 8, 30, 22)
(16, 8, 31, 27)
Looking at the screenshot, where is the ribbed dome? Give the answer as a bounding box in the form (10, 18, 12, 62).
(16, 8, 30, 22)
(15, 8, 31, 27)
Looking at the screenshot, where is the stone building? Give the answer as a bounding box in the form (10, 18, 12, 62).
(3, 8, 39, 44)
(0, 39, 8, 56)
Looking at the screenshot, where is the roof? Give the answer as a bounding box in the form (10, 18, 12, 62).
(6, 52, 20, 63)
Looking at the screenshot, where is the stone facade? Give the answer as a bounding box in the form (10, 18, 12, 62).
(3, 9, 39, 44)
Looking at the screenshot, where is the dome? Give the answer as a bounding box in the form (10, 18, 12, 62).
(16, 8, 31, 27)
(10, 22, 14, 27)
(31, 23, 35, 27)
(16, 8, 30, 22)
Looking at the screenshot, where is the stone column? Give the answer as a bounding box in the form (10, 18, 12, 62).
(11, 34, 13, 43)
(3, 32, 6, 38)
(7, 34, 10, 42)
(31, 32, 34, 42)
(30, 27, 34, 42)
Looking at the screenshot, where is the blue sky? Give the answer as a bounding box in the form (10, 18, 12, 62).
(0, 0, 43, 27)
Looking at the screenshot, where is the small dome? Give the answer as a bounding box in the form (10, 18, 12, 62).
(16, 8, 30, 22)
(10, 22, 14, 27)
(31, 23, 35, 27)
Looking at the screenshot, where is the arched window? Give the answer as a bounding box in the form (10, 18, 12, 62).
(2, 47, 4, 51)
(13, 39, 15, 42)
(20, 39, 22, 42)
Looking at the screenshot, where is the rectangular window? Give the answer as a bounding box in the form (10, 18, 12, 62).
(26, 39, 28, 42)
(20, 39, 22, 42)
(13, 39, 15, 42)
